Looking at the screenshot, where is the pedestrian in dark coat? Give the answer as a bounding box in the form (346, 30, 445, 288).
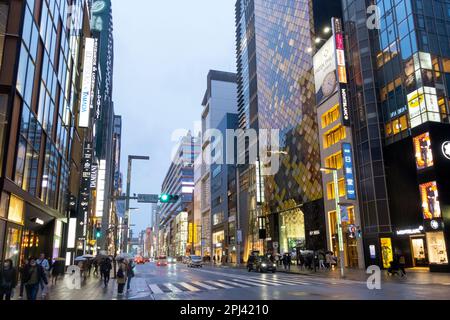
(0, 259, 17, 300)
(22, 257, 48, 300)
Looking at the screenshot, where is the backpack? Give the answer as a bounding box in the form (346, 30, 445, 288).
(117, 268, 124, 279)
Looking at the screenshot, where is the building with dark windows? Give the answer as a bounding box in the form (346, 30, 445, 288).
(0, 0, 91, 267)
(235, 0, 342, 261)
(341, 0, 450, 272)
(210, 113, 239, 264)
(159, 132, 200, 257)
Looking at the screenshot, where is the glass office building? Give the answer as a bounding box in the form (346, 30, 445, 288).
(0, 0, 90, 266)
(342, 0, 450, 271)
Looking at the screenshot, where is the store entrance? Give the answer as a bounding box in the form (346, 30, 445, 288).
(410, 236, 428, 267)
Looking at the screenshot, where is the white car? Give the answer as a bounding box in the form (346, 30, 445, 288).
(187, 256, 203, 268)
(167, 257, 176, 264)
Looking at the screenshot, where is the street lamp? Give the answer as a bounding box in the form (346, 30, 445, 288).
(125, 155, 150, 253)
(320, 167, 345, 278)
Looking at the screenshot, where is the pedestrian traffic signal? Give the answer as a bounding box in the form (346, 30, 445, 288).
(95, 227, 101, 239)
(159, 194, 179, 203)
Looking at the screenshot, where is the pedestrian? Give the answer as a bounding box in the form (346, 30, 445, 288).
(213, 255, 216, 265)
(282, 254, 288, 270)
(287, 253, 292, 271)
(318, 251, 326, 270)
(23, 257, 48, 300)
(36, 253, 50, 298)
(18, 258, 28, 299)
(100, 258, 112, 287)
(93, 260, 99, 277)
(116, 261, 127, 296)
(0, 259, 17, 300)
(50, 260, 61, 285)
(126, 259, 135, 292)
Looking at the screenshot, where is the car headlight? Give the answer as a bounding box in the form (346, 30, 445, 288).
(262, 263, 267, 267)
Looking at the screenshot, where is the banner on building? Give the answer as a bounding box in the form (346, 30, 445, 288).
(79, 38, 95, 127)
(342, 143, 356, 200)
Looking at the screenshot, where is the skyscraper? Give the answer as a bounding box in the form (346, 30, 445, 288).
(342, 0, 450, 272)
(235, 0, 340, 259)
(0, 0, 91, 266)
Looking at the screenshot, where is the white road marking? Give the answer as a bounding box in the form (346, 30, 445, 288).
(164, 283, 182, 293)
(148, 284, 163, 294)
(178, 282, 201, 292)
(218, 279, 249, 288)
(191, 281, 218, 290)
(206, 280, 234, 289)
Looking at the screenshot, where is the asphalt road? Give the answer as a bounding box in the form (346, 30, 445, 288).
(125, 262, 450, 300)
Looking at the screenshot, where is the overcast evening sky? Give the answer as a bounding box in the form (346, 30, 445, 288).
(112, 0, 236, 236)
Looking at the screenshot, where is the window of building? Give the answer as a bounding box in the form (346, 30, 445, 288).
(4, 225, 22, 267)
(8, 195, 24, 225)
(213, 212, 224, 226)
(326, 178, 346, 200)
(385, 115, 409, 137)
(324, 125, 346, 149)
(321, 104, 340, 128)
(0, 192, 9, 219)
(325, 151, 343, 170)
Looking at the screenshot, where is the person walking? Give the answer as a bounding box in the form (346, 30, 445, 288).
(93, 260, 99, 277)
(318, 251, 326, 270)
(282, 254, 288, 270)
(36, 253, 50, 298)
(126, 259, 135, 292)
(18, 258, 28, 299)
(100, 258, 112, 287)
(0, 259, 17, 300)
(287, 253, 292, 271)
(23, 257, 48, 300)
(116, 261, 127, 296)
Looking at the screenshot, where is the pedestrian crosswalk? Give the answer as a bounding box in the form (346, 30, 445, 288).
(147, 274, 315, 295)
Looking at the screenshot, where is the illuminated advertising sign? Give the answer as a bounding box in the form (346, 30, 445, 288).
(442, 141, 450, 160)
(95, 160, 107, 217)
(79, 38, 95, 127)
(413, 132, 434, 170)
(342, 143, 356, 200)
(380, 238, 394, 269)
(67, 218, 77, 249)
(313, 37, 337, 105)
(419, 181, 441, 220)
(407, 86, 440, 128)
(332, 17, 351, 127)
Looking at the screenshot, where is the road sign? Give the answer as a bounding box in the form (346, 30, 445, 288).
(137, 194, 160, 203)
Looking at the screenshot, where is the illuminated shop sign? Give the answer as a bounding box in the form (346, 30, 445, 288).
(419, 181, 441, 220)
(95, 160, 107, 217)
(413, 132, 434, 170)
(396, 226, 424, 236)
(342, 143, 356, 200)
(255, 160, 265, 204)
(380, 238, 394, 269)
(332, 17, 351, 127)
(407, 86, 440, 128)
(442, 141, 450, 160)
(313, 37, 337, 105)
(79, 38, 95, 127)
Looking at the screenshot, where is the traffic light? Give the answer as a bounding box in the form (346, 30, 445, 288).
(159, 194, 179, 203)
(95, 224, 102, 239)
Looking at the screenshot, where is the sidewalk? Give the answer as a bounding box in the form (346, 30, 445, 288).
(11, 274, 150, 301)
(207, 263, 450, 286)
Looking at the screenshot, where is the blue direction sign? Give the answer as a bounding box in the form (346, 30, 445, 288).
(342, 143, 356, 200)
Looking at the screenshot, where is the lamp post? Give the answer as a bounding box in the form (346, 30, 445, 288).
(321, 167, 345, 278)
(125, 155, 150, 253)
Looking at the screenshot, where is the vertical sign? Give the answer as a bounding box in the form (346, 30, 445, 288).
(79, 38, 95, 127)
(332, 17, 351, 127)
(342, 143, 356, 200)
(80, 142, 93, 236)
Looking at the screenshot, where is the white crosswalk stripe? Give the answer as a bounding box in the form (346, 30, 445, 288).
(206, 280, 234, 289)
(218, 279, 250, 288)
(178, 282, 201, 292)
(191, 281, 218, 290)
(230, 278, 268, 287)
(164, 283, 183, 293)
(148, 284, 164, 294)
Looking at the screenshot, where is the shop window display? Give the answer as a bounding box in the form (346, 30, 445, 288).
(419, 181, 441, 219)
(8, 195, 25, 225)
(5, 225, 22, 267)
(279, 208, 305, 254)
(426, 232, 448, 265)
(413, 132, 434, 170)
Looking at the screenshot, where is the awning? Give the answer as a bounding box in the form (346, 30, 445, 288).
(24, 203, 56, 231)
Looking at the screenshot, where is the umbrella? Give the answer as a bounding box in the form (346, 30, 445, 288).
(54, 257, 66, 261)
(74, 256, 87, 261)
(83, 254, 95, 259)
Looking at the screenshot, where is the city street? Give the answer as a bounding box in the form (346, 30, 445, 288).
(22, 262, 450, 301)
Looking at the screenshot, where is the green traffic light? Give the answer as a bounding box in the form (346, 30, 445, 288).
(160, 194, 169, 202)
(96, 231, 101, 238)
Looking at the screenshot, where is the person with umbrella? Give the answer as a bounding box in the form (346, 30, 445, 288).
(100, 257, 112, 287)
(116, 259, 127, 296)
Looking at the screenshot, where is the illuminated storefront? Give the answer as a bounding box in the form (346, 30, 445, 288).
(279, 208, 305, 255)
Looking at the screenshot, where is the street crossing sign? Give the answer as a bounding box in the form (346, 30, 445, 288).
(137, 194, 160, 203)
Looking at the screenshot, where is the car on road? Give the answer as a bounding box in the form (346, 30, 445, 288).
(187, 255, 203, 268)
(247, 255, 277, 273)
(181, 256, 189, 264)
(167, 257, 176, 264)
(134, 256, 145, 264)
(156, 256, 168, 266)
